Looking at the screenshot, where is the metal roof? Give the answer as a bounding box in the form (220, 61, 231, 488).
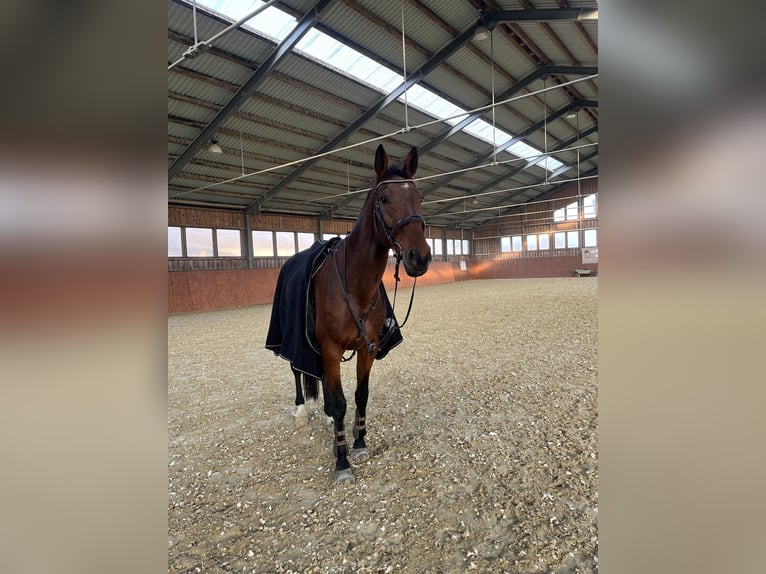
(168, 0, 598, 230)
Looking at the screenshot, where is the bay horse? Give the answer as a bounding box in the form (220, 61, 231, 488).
(267, 144, 431, 484)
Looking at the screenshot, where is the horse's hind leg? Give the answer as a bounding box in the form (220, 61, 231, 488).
(351, 351, 374, 462)
(292, 366, 309, 428)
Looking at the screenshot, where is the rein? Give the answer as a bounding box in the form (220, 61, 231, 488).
(373, 178, 424, 331)
(390, 252, 418, 329)
(332, 244, 380, 361)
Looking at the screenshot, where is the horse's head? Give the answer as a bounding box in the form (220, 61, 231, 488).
(373, 144, 432, 277)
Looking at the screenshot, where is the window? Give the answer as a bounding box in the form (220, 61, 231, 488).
(454, 240, 462, 255)
(584, 194, 597, 219)
(566, 200, 578, 221)
(426, 237, 433, 252)
(567, 231, 580, 248)
(297, 232, 315, 252)
(252, 230, 274, 257)
(216, 229, 242, 257)
(554, 232, 566, 249)
(512, 236, 522, 252)
(322, 233, 346, 241)
(168, 226, 182, 257)
(276, 231, 296, 256)
(584, 229, 598, 247)
(553, 207, 565, 222)
(501, 236, 511, 253)
(538, 234, 550, 250)
(186, 227, 213, 257)
(446, 239, 454, 255)
(433, 238, 443, 255)
(462, 240, 470, 255)
(526, 234, 537, 251)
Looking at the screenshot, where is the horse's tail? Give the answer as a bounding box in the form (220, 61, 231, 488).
(303, 374, 319, 402)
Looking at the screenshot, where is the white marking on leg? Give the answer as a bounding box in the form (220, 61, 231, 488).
(295, 404, 308, 428)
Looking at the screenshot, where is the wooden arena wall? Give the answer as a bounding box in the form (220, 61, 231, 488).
(168, 182, 598, 313)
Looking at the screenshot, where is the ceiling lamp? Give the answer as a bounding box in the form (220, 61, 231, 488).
(473, 17, 495, 42)
(208, 138, 223, 153)
(473, 25, 490, 42)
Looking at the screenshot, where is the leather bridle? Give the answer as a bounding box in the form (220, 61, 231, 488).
(371, 177, 426, 335)
(372, 178, 426, 253)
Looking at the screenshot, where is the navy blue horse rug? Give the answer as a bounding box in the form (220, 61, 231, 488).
(265, 238, 403, 380)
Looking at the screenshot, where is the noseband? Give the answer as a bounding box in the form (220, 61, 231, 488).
(372, 179, 426, 252)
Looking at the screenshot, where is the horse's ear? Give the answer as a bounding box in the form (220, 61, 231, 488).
(403, 146, 418, 178)
(375, 144, 388, 180)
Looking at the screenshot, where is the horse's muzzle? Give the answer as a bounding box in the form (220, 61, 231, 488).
(403, 247, 432, 277)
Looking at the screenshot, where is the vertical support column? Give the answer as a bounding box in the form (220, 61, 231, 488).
(441, 227, 447, 262)
(211, 228, 219, 261)
(244, 211, 253, 269)
(180, 226, 188, 258)
(317, 217, 324, 242)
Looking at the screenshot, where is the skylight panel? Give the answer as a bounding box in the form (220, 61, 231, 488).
(464, 119, 493, 141)
(505, 141, 563, 171)
(464, 118, 511, 147)
(194, 0, 567, 173)
(403, 85, 440, 113)
(344, 54, 368, 76)
(198, 0, 296, 42)
(535, 156, 564, 171)
(296, 29, 403, 94)
(508, 141, 536, 159)
(261, 10, 295, 41)
(297, 31, 336, 60)
(403, 85, 466, 123)
(363, 67, 401, 92)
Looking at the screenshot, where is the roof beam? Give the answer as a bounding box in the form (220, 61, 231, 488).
(484, 165, 599, 224)
(489, 2, 599, 124)
(168, 0, 334, 182)
(418, 102, 578, 203)
(427, 124, 598, 220)
(572, 98, 599, 108)
(418, 65, 596, 157)
(449, 161, 599, 228)
(485, 8, 598, 23)
(318, 65, 595, 219)
(248, 18, 487, 214)
(521, 123, 597, 170)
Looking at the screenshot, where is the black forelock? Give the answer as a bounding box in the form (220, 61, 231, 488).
(384, 164, 409, 179)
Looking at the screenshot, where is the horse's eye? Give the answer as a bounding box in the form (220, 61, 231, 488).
(380, 196, 389, 205)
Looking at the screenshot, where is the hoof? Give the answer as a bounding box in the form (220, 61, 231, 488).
(351, 448, 369, 462)
(335, 468, 355, 484)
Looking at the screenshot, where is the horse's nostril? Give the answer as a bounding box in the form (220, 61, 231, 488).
(409, 248, 418, 261)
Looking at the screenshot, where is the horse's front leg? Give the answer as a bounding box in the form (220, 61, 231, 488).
(321, 357, 353, 484)
(351, 351, 374, 462)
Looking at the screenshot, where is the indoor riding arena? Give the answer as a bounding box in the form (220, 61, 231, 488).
(168, 1, 598, 572)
